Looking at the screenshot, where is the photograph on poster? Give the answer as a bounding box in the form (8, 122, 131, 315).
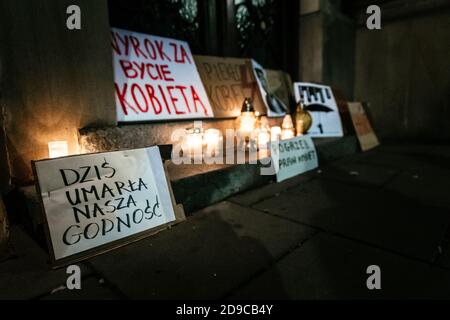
(195, 56, 266, 118)
(33, 147, 180, 264)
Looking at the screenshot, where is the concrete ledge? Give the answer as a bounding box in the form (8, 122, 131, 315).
(79, 120, 236, 153)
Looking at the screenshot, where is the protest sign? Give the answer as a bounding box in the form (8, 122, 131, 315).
(294, 82, 344, 137)
(112, 28, 214, 122)
(33, 147, 184, 266)
(348, 102, 380, 151)
(271, 136, 319, 182)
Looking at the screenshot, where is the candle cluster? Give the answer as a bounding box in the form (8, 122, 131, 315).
(182, 126, 223, 160)
(236, 98, 312, 158)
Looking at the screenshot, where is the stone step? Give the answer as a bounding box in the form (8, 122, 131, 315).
(11, 136, 358, 242)
(171, 136, 359, 213)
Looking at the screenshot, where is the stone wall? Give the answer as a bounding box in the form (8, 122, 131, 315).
(0, 0, 116, 189)
(354, 8, 450, 140)
(79, 119, 238, 153)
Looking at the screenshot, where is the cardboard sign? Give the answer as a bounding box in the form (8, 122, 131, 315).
(294, 82, 344, 137)
(332, 87, 355, 136)
(194, 55, 266, 118)
(266, 69, 294, 109)
(348, 102, 380, 151)
(271, 136, 319, 183)
(33, 147, 184, 266)
(112, 28, 214, 122)
(252, 60, 289, 117)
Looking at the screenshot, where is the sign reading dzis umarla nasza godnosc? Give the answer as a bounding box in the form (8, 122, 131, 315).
(33, 147, 179, 264)
(112, 28, 214, 122)
(271, 136, 319, 183)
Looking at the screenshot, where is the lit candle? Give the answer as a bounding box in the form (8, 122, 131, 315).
(48, 141, 69, 158)
(184, 127, 203, 160)
(239, 112, 256, 135)
(258, 131, 271, 147)
(204, 128, 222, 157)
(238, 98, 257, 150)
(258, 117, 270, 149)
(258, 131, 271, 158)
(270, 126, 282, 141)
(281, 114, 295, 140)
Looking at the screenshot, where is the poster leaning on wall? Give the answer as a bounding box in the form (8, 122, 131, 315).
(294, 82, 344, 138)
(251, 60, 289, 117)
(112, 28, 214, 122)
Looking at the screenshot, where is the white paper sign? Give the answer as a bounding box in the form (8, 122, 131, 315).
(252, 59, 289, 117)
(294, 82, 343, 137)
(271, 136, 319, 183)
(112, 28, 214, 122)
(34, 147, 176, 261)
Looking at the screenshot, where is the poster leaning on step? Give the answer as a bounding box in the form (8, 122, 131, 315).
(33, 146, 185, 267)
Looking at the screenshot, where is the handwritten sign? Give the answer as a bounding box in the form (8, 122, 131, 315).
(348, 102, 380, 151)
(112, 28, 214, 122)
(294, 82, 344, 137)
(194, 55, 266, 118)
(271, 136, 319, 183)
(33, 147, 182, 265)
(252, 60, 289, 117)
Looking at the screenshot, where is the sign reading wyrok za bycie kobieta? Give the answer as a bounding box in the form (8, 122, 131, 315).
(271, 135, 319, 183)
(112, 28, 214, 122)
(33, 147, 184, 265)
